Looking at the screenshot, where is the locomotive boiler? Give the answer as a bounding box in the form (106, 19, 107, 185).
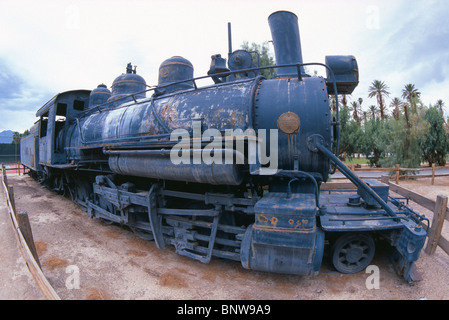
(21, 11, 428, 281)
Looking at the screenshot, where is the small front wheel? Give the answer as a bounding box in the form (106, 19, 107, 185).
(330, 233, 375, 274)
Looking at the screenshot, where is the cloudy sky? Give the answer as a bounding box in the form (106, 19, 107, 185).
(0, 0, 448, 133)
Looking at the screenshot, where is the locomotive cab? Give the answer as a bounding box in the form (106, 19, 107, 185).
(35, 90, 90, 166)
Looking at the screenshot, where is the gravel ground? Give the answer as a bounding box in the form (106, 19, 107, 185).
(6, 174, 449, 300)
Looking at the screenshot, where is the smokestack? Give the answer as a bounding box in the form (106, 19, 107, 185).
(268, 11, 304, 77)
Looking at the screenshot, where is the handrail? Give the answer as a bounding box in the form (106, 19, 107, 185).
(79, 62, 339, 116)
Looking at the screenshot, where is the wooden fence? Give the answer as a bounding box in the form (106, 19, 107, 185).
(386, 181, 449, 256)
(322, 179, 449, 257)
(335, 163, 449, 185)
(1, 164, 60, 300)
(1, 162, 29, 176)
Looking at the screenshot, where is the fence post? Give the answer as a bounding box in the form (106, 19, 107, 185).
(7, 185, 16, 214)
(16, 210, 41, 267)
(425, 195, 449, 255)
(431, 163, 436, 185)
(395, 164, 400, 184)
(1, 164, 7, 185)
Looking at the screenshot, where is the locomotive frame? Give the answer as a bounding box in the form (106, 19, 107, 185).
(21, 11, 428, 282)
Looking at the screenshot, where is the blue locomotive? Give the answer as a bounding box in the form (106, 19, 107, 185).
(21, 11, 427, 281)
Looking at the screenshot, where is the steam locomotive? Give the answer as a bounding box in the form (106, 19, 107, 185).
(21, 11, 428, 281)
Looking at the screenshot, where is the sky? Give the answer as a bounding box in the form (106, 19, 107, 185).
(0, 0, 448, 133)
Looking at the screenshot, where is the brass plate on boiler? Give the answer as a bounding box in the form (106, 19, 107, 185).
(277, 112, 300, 134)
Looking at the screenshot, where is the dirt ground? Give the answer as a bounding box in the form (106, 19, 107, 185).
(6, 174, 449, 300)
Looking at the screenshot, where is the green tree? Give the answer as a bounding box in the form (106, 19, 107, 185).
(382, 106, 428, 168)
(368, 80, 390, 120)
(337, 104, 351, 160)
(241, 41, 275, 79)
(337, 104, 363, 161)
(419, 107, 449, 166)
(360, 118, 386, 167)
(381, 118, 411, 167)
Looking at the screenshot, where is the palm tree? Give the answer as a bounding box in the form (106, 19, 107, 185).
(12, 131, 20, 163)
(402, 103, 411, 128)
(401, 84, 421, 113)
(341, 94, 348, 107)
(368, 80, 390, 120)
(436, 99, 447, 125)
(390, 97, 402, 120)
(350, 101, 361, 125)
(358, 98, 364, 122)
(369, 105, 379, 120)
